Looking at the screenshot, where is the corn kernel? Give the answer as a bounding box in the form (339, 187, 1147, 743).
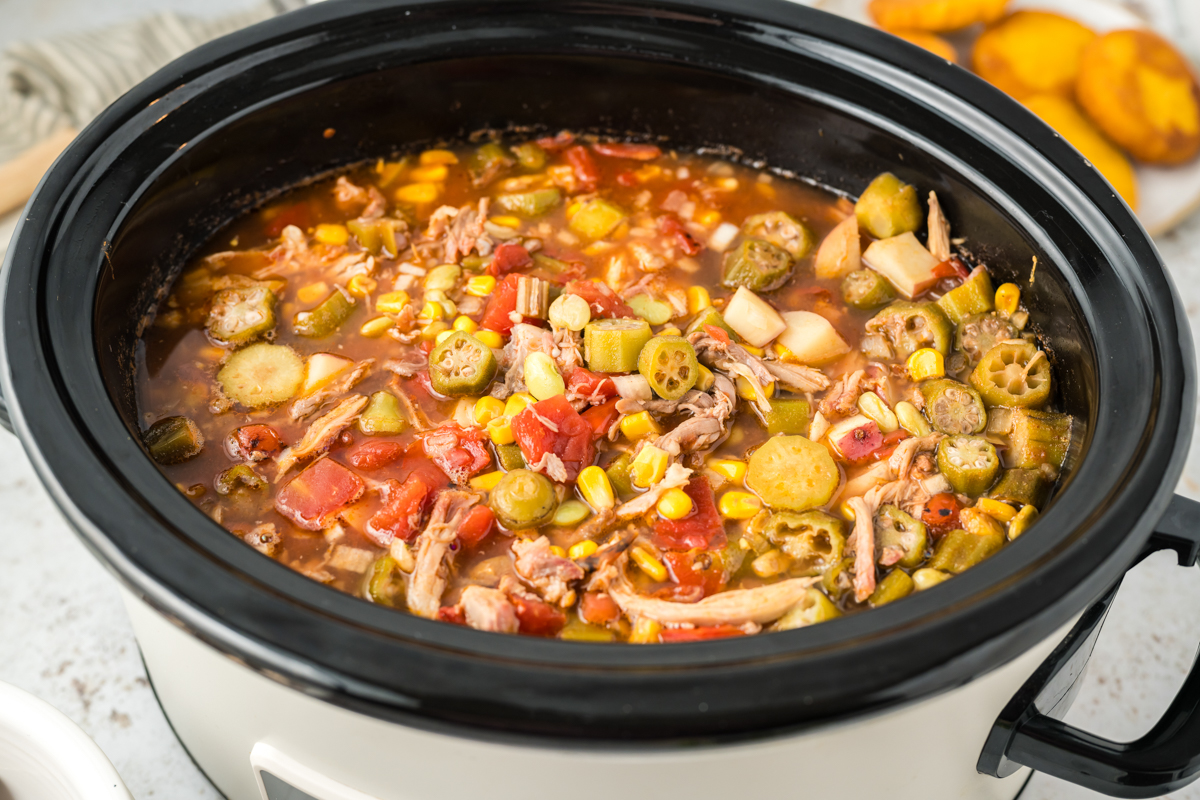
(313, 223, 349, 246)
(629, 445, 669, 489)
(420, 321, 449, 341)
(453, 315, 479, 334)
(550, 545, 568, 558)
(525, 352, 566, 401)
(473, 396, 505, 427)
(774, 342, 799, 363)
(620, 410, 663, 441)
(198, 346, 225, 362)
(419, 148, 459, 166)
(906, 348, 945, 381)
(741, 342, 765, 357)
(719, 491, 763, 520)
(658, 326, 682, 337)
(504, 392, 536, 418)
(475, 329, 504, 349)
(469, 470, 505, 492)
(735, 375, 775, 402)
(895, 400, 932, 436)
(376, 291, 410, 314)
(858, 391, 899, 434)
(490, 215, 522, 228)
(487, 416, 515, 445)
(838, 499, 857, 521)
(566, 201, 582, 220)
(555, 501, 592, 527)
(435, 329, 455, 345)
(630, 546, 668, 582)
(410, 164, 448, 182)
(977, 497, 1018, 524)
(709, 459, 747, 484)
(465, 275, 496, 297)
(696, 364, 715, 392)
(995, 283, 1020, 317)
(359, 316, 394, 338)
(419, 301, 445, 323)
(696, 209, 721, 228)
(657, 488, 694, 520)
(296, 282, 328, 304)
(576, 465, 616, 511)
(568, 539, 599, 560)
(630, 617, 662, 644)
(686, 286, 712, 315)
(752, 549, 789, 578)
(347, 274, 377, 298)
(395, 183, 440, 204)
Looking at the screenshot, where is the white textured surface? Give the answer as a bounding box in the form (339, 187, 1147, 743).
(3, 1, 1200, 799)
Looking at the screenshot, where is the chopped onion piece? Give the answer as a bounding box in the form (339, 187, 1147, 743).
(709, 222, 740, 252)
(611, 374, 653, 401)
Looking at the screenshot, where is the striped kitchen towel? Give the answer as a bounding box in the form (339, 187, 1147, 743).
(0, 0, 306, 165)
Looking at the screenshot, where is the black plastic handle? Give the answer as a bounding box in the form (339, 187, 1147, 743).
(979, 494, 1200, 798)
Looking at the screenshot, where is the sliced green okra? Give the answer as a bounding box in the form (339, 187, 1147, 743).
(936, 435, 1001, 496)
(294, 288, 355, 338)
(368, 556, 405, 607)
(760, 398, 811, 436)
(207, 284, 276, 346)
(1008, 408, 1073, 470)
(468, 142, 514, 185)
(584, 318, 652, 373)
(868, 569, 915, 607)
(358, 391, 408, 435)
(429, 332, 499, 396)
(921, 379, 987, 435)
(512, 142, 547, 170)
(875, 504, 928, 569)
(145, 416, 204, 464)
(605, 452, 636, 501)
(749, 509, 845, 576)
(970, 340, 1052, 408)
(989, 468, 1051, 509)
(686, 306, 736, 338)
(772, 587, 843, 630)
(936, 267, 994, 325)
(865, 301, 953, 359)
(495, 188, 561, 217)
(956, 313, 1018, 367)
(927, 529, 1004, 574)
(496, 443, 527, 471)
(742, 211, 814, 259)
(638, 336, 699, 400)
(841, 268, 897, 310)
(490, 469, 557, 530)
(721, 238, 794, 292)
(855, 172, 923, 240)
(214, 464, 266, 495)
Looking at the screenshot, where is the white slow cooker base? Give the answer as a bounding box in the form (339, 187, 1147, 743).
(122, 588, 1070, 800)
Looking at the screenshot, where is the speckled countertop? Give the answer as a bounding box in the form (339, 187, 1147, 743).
(3, 3, 1200, 799)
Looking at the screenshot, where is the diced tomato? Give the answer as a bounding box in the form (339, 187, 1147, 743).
(565, 145, 600, 192)
(659, 625, 746, 643)
(663, 549, 728, 599)
(480, 274, 544, 335)
(365, 474, 433, 545)
(567, 367, 617, 402)
(932, 257, 970, 281)
(510, 593, 567, 637)
(419, 339, 435, 355)
(438, 606, 467, 626)
(275, 458, 365, 531)
(264, 201, 312, 238)
(703, 324, 731, 346)
(875, 429, 911, 462)
(830, 419, 884, 464)
(511, 395, 595, 482)
(922, 493, 964, 537)
(457, 505, 496, 548)
(592, 142, 663, 161)
(421, 424, 492, 485)
(581, 398, 621, 439)
(487, 242, 533, 277)
(580, 592, 621, 625)
(536, 131, 576, 151)
(348, 439, 406, 470)
(654, 477, 727, 551)
(562, 280, 635, 319)
(616, 171, 638, 187)
(657, 214, 703, 256)
(227, 424, 282, 461)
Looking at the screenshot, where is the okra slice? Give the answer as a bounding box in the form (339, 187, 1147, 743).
(927, 529, 1004, 574)
(685, 306, 736, 338)
(495, 188, 561, 217)
(214, 464, 265, 495)
(294, 288, 356, 338)
(956, 313, 1018, 367)
(358, 391, 408, 435)
(496, 443, 527, 472)
(760, 398, 811, 436)
(347, 219, 401, 256)
(989, 468, 1051, 509)
(429, 331, 499, 396)
(749, 509, 845, 576)
(936, 267, 994, 325)
(841, 268, 897, 310)
(368, 556, 406, 607)
(1008, 408, 1073, 469)
(468, 142, 514, 185)
(970, 340, 1052, 408)
(742, 211, 814, 259)
(512, 141, 547, 170)
(207, 285, 276, 346)
(721, 238, 794, 292)
(145, 415, 204, 464)
(637, 335, 699, 400)
(936, 435, 1001, 496)
(569, 199, 627, 240)
(489, 469, 557, 530)
(605, 452, 636, 501)
(772, 587, 843, 630)
(920, 378, 987, 435)
(875, 504, 928, 569)
(627, 294, 673, 326)
(854, 172, 923, 240)
(584, 318, 652, 373)
(865, 301, 953, 359)
(217, 342, 305, 408)
(868, 569, 915, 607)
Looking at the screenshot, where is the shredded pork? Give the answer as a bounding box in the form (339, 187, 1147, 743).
(407, 490, 482, 618)
(275, 394, 368, 479)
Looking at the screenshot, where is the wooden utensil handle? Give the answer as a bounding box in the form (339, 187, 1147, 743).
(0, 128, 79, 217)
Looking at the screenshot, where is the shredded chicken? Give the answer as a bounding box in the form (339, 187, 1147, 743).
(810, 410, 832, 442)
(819, 369, 865, 419)
(616, 463, 692, 519)
(407, 490, 481, 619)
(387, 377, 434, 431)
(334, 176, 369, 210)
(242, 523, 280, 557)
(423, 198, 492, 264)
(275, 394, 368, 479)
(460, 585, 519, 633)
(382, 348, 428, 378)
(687, 330, 803, 413)
(512, 536, 585, 605)
(288, 359, 374, 420)
(927, 190, 952, 262)
(527, 452, 569, 483)
(762, 360, 830, 393)
(494, 323, 556, 398)
(576, 525, 640, 572)
(552, 325, 584, 380)
(847, 494, 880, 603)
(654, 416, 723, 457)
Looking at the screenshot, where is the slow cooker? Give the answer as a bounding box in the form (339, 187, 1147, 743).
(4, 1, 1200, 798)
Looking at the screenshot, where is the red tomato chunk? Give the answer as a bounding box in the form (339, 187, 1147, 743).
(657, 214, 703, 256)
(663, 549, 728, 599)
(481, 274, 545, 335)
(348, 439, 406, 470)
(366, 474, 434, 546)
(565, 145, 599, 192)
(562, 280, 635, 319)
(227, 424, 282, 461)
(488, 243, 533, 277)
(922, 493, 964, 537)
(511, 593, 566, 637)
(512, 395, 595, 482)
(422, 424, 491, 485)
(592, 142, 663, 160)
(457, 505, 496, 548)
(275, 458, 365, 531)
(654, 477, 726, 552)
(580, 592, 620, 625)
(659, 625, 746, 643)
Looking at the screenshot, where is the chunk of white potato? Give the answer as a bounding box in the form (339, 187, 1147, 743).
(814, 215, 861, 280)
(776, 311, 851, 365)
(724, 286, 786, 347)
(301, 352, 353, 395)
(861, 231, 940, 300)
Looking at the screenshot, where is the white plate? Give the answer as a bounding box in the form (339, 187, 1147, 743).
(811, 0, 1200, 235)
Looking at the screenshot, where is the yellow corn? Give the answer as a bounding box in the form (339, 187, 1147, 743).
(709, 459, 747, 484)
(504, 392, 536, 418)
(550, 545, 568, 558)
(490, 215, 522, 228)
(696, 209, 721, 228)
(895, 400, 932, 436)
(658, 326, 682, 337)
(629, 445, 669, 489)
(565, 201, 582, 220)
(687, 286, 712, 315)
(735, 375, 775, 402)
(487, 416, 515, 446)
(420, 321, 449, 341)
(296, 282, 329, 304)
(719, 491, 763, 520)
(630, 617, 662, 644)
(576, 465, 616, 511)
(376, 291, 410, 314)
(695, 364, 715, 392)
(473, 396, 505, 426)
(453, 315, 479, 334)
(634, 164, 662, 183)
(419, 148, 458, 166)
(418, 301, 445, 324)
(741, 342, 765, 357)
(313, 223, 349, 246)
(475, 329, 504, 349)
(569, 540, 599, 560)
(620, 410, 663, 441)
(838, 499, 857, 521)
(657, 488, 694, 520)
(410, 164, 448, 182)
(469, 470, 505, 492)
(435, 329, 455, 345)
(774, 342, 799, 363)
(465, 275, 496, 297)
(347, 274, 377, 299)
(630, 546, 668, 582)
(996, 283, 1020, 317)
(395, 182, 440, 204)
(977, 497, 1018, 524)
(907, 348, 945, 381)
(359, 316, 394, 338)
(858, 391, 899, 434)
